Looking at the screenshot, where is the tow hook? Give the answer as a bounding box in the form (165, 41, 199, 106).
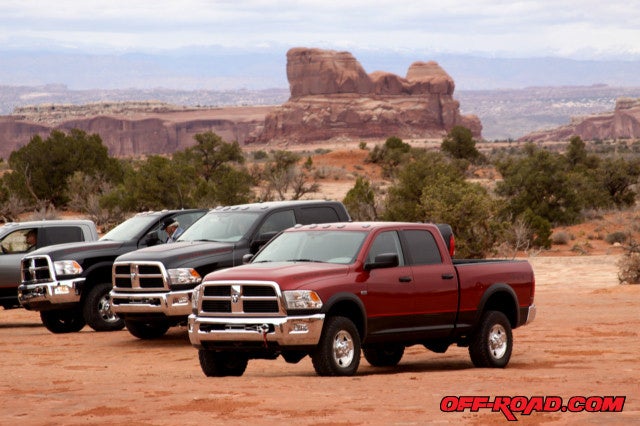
(259, 323, 269, 347)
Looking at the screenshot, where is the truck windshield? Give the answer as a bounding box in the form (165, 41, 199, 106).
(178, 211, 261, 243)
(100, 215, 160, 241)
(252, 230, 367, 265)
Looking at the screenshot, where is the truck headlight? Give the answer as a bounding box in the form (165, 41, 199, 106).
(192, 284, 203, 314)
(167, 268, 201, 286)
(283, 290, 323, 310)
(54, 260, 83, 276)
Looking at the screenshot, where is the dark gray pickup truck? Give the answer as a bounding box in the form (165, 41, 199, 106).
(18, 209, 207, 333)
(0, 220, 98, 310)
(111, 200, 351, 339)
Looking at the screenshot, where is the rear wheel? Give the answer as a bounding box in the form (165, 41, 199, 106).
(468, 310, 513, 368)
(311, 316, 361, 376)
(363, 344, 405, 367)
(124, 319, 170, 339)
(40, 309, 86, 333)
(198, 350, 248, 377)
(83, 282, 124, 332)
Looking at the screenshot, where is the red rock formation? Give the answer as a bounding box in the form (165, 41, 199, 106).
(0, 106, 272, 159)
(519, 98, 640, 142)
(250, 48, 481, 144)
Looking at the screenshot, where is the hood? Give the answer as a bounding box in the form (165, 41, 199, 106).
(28, 240, 124, 258)
(202, 261, 350, 290)
(115, 240, 235, 267)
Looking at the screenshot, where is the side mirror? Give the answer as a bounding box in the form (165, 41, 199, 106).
(242, 253, 254, 264)
(250, 231, 279, 253)
(144, 231, 162, 247)
(364, 253, 399, 270)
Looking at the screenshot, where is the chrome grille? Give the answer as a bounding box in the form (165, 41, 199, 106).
(21, 256, 53, 283)
(112, 262, 167, 290)
(199, 282, 281, 315)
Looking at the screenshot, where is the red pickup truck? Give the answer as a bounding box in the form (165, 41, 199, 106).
(188, 222, 536, 376)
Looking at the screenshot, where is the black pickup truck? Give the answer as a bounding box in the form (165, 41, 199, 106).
(111, 200, 351, 339)
(18, 209, 207, 333)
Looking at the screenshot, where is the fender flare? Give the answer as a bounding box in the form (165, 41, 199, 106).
(80, 261, 114, 291)
(474, 283, 519, 328)
(321, 291, 368, 338)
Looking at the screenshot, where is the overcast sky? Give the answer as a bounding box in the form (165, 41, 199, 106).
(2, 0, 639, 60)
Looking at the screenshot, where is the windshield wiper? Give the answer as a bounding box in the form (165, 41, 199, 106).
(286, 259, 326, 263)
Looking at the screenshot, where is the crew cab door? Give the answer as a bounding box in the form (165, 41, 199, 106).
(361, 230, 416, 339)
(400, 229, 459, 338)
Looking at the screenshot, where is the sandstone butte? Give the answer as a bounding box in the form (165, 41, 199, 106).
(246, 47, 482, 144)
(0, 47, 480, 159)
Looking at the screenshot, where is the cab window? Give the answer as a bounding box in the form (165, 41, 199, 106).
(403, 230, 442, 265)
(366, 231, 404, 266)
(0, 229, 37, 253)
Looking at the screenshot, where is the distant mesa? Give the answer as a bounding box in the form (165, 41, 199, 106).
(0, 47, 482, 159)
(520, 97, 640, 142)
(249, 47, 482, 144)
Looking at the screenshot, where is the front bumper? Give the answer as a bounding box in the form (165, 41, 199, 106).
(18, 278, 84, 310)
(188, 313, 325, 348)
(110, 289, 193, 317)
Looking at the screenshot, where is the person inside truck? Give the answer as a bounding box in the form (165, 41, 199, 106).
(25, 229, 37, 252)
(163, 219, 184, 243)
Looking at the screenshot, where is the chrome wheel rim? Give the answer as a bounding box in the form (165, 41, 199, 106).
(333, 330, 355, 368)
(98, 294, 119, 322)
(488, 324, 507, 359)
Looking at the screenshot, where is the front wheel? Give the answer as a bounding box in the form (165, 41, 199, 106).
(468, 310, 513, 368)
(124, 319, 170, 339)
(311, 316, 361, 376)
(83, 282, 124, 332)
(40, 309, 86, 333)
(198, 350, 248, 377)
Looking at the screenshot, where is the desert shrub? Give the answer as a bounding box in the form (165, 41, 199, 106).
(441, 125, 483, 163)
(605, 231, 628, 245)
(551, 231, 571, 245)
(617, 252, 640, 284)
(343, 176, 378, 221)
(252, 150, 268, 160)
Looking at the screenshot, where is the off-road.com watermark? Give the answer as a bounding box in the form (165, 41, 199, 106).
(440, 395, 626, 421)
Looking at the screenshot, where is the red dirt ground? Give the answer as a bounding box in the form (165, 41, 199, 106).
(1, 254, 638, 425)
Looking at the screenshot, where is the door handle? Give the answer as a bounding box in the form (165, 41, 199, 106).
(441, 273, 455, 280)
(399, 276, 412, 282)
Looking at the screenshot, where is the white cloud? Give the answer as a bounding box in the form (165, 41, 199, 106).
(2, 0, 639, 59)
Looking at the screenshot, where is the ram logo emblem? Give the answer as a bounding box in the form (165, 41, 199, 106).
(231, 285, 241, 304)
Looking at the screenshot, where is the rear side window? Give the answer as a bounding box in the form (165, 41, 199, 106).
(403, 230, 442, 265)
(258, 210, 296, 235)
(42, 226, 85, 245)
(298, 206, 341, 224)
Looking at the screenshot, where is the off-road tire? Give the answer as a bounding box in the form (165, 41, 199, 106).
(363, 344, 405, 367)
(83, 282, 124, 332)
(311, 316, 361, 376)
(124, 319, 170, 339)
(198, 350, 248, 377)
(468, 310, 513, 368)
(40, 309, 86, 333)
